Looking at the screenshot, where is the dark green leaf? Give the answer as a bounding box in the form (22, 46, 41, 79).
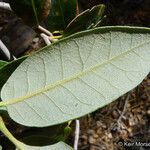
(47, 0, 77, 31)
(0, 61, 8, 69)
(64, 4, 105, 36)
(21, 124, 68, 146)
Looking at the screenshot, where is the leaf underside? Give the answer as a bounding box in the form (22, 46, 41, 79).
(1, 26, 150, 127)
(16, 142, 72, 150)
(0, 56, 27, 90)
(0, 57, 26, 90)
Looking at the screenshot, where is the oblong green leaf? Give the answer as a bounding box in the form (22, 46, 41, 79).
(47, 0, 77, 31)
(1, 26, 150, 127)
(0, 60, 8, 69)
(64, 4, 105, 36)
(0, 56, 26, 90)
(20, 124, 67, 146)
(16, 142, 73, 150)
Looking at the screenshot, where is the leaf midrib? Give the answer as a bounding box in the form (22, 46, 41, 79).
(1, 39, 150, 106)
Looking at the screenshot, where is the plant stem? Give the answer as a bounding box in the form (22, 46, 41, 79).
(38, 25, 53, 36)
(40, 33, 51, 45)
(0, 116, 25, 150)
(74, 120, 80, 150)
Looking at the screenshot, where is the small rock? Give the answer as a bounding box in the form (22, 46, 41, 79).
(147, 110, 150, 116)
(87, 129, 95, 135)
(81, 135, 88, 140)
(96, 121, 106, 128)
(93, 134, 99, 139)
(108, 133, 113, 139)
(89, 136, 96, 144)
(112, 110, 119, 119)
(33, 37, 39, 43)
(97, 128, 102, 135)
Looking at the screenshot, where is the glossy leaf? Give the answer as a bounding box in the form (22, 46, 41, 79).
(1, 26, 150, 127)
(0, 61, 8, 69)
(47, 0, 77, 31)
(64, 4, 105, 36)
(16, 142, 73, 150)
(20, 124, 68, 146)
(0, 116, 72, 150)
(9, 0, 51, 26)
